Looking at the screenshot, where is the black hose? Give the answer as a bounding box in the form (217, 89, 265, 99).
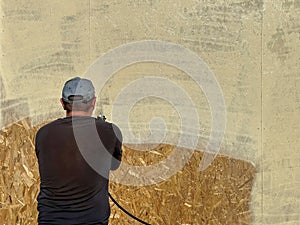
(109, 192, 151, 225)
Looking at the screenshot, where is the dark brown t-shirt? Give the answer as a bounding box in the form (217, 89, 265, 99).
(35, 116, 122, 225)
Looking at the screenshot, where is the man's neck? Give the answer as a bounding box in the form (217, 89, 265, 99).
(66, 111, 92, 117)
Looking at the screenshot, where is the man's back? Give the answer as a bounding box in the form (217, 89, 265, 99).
(35, 116, 122, 225)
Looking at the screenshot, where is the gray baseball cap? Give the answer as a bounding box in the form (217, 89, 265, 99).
(62, 77, 95, 103)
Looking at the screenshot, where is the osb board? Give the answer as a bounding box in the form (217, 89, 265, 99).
(0, 119, 256, 225)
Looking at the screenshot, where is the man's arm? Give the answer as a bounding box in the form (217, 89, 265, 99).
(110, 123, 122, 170)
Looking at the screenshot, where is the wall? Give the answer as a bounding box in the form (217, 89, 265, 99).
(0, 0, 299, 224)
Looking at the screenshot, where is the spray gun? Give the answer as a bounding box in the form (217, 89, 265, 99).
(97, 114, 106, 121)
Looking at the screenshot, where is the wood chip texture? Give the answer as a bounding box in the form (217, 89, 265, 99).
(0, 120, 256, 225)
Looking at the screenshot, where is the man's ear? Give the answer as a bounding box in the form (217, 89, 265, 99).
(91, 97, 96, 108)
(60, 98, 66, 110)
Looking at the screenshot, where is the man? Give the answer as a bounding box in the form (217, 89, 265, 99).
(35, 77, 122, 225)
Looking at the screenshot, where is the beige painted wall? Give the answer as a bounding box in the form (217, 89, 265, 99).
(0, 0, 299, 224)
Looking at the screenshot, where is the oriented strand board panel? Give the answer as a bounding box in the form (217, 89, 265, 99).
(0, 120, 256, 224)
(0, 0, 299, 224)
